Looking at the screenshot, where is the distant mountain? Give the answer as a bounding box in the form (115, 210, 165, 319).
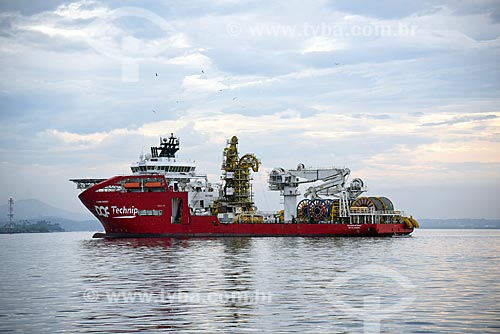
(0, 198, 92, 222)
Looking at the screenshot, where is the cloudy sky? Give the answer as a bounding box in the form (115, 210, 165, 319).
(0, 0, 499, 219)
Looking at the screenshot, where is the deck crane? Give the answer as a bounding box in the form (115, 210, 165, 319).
(268, 164, 367, 222)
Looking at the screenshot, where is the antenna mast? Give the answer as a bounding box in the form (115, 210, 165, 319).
(7, 197, 14, 227)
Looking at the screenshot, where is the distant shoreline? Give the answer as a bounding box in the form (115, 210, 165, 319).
(1, 218, 499, 232)
(418, 218, 500, 229)
(0, 220, 65, 234)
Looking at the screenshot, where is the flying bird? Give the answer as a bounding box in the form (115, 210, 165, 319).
(201, 70, 204, 74)
(155, 73, 158, 77)
(152, 110, 156, 113)
(232, 97, 238, 100)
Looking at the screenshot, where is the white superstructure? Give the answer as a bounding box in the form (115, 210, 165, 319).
(130, 134, 218, 213)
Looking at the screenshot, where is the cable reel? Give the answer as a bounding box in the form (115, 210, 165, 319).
(351, 196, 394, 211)
(297, 199, 337, 222)
(297, 199, 310, 220)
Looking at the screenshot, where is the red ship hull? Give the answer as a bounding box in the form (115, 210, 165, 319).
(79, 175, 414, 238)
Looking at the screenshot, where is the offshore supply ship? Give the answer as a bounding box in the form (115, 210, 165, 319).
(71, 133, 418, 238)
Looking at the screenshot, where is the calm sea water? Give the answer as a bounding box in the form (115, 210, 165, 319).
(0, 229, 499, 333)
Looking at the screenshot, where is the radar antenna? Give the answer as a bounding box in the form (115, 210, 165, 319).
(151, 133, 180, 158)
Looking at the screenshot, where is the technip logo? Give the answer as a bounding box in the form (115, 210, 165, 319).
(94, 205, 138, 218)
(94, 205, 109, 217)
(94, 205, 162, 218)
(111, 205, 139, 216)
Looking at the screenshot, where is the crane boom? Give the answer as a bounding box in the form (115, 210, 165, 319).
(268, 164, 366, 221)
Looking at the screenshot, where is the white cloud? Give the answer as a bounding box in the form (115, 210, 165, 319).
(53, 0, 110, 20)
(39, 128, 131, 149)
(302, 36, 345, 54)
(181, 74, 228, 93)
(166, 52, 212, 67)
(16, 23, 88, 39)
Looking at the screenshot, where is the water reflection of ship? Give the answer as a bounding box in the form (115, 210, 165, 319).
(220, 238, 254, 284)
